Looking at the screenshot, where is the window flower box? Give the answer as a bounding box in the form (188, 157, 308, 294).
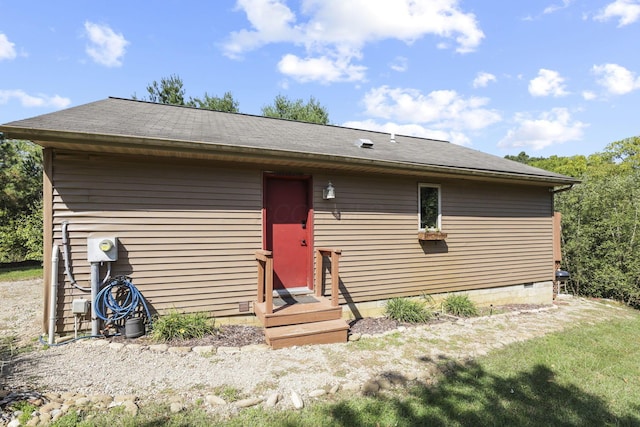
(418, 230, 448, 241)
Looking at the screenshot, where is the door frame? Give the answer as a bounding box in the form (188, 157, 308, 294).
(262, 173, 315, 291)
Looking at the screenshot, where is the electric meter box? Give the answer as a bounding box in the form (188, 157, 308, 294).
(87, 236, 118, 262)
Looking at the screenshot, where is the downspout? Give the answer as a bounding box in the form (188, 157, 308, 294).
(48, 245, 59, 345)
(91, 262, 101, 336)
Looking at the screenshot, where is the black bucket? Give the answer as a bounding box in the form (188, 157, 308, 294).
(124, 317, 145, 339)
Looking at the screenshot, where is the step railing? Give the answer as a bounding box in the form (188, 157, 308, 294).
(256, 248, 342, 314)
(256, 250, 274, 315)
(315, 248, 342, 307)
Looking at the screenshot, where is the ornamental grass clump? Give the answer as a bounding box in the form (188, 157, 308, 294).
(151, 309, 217, 341)
(442, 294, 479, 317)
(385, 297, 433, 323)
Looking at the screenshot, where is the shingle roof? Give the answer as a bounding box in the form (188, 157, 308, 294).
(0, 97, 577, 185)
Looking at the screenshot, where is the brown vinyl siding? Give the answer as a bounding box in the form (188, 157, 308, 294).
(51, 151, 262, 332)
(313, 174, 553, 303)
(49, 150, 554, 333)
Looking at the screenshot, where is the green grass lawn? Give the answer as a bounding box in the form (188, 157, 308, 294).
(0, 265, 42, 282)
(50, 310, 640, 427)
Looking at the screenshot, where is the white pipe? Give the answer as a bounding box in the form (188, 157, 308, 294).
(91, 262, 100, 336)
(48, 245, 59, 345)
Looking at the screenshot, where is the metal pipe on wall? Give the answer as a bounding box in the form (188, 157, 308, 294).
(91, 262, 101, 336)
(48, 245, 59, 345)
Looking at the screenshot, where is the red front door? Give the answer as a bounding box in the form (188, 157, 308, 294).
(265, 177, 311, 290)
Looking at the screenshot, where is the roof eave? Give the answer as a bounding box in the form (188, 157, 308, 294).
(0, 126, 579, 186)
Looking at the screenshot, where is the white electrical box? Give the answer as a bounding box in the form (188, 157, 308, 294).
(87, 236, 118, 262)
(72, 298, 90, 314)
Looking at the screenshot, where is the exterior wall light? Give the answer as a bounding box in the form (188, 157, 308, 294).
(323, 181, 336, 200)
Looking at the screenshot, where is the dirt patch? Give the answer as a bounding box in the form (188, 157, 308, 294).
(109, 324, 266, 348)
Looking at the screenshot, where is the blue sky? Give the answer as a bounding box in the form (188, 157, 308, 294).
(1, 0, 639, 157)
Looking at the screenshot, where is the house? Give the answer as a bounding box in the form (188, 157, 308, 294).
(0, 98, 577, 347)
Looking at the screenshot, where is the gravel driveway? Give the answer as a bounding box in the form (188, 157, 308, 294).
(1, 278, 635, 417)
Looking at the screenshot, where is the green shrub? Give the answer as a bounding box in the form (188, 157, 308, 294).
(442, 294, 478, 317)
(385, 297, 433, 323)
(10, 400, 38, 425)
(151, 309, 217, 341)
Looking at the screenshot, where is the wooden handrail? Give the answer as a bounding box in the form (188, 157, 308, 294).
(315, 248, 342, 307)
(256, 250, 273, 314)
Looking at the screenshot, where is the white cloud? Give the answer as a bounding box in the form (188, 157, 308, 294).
(0, 33, 17, 61)
(594, 0, 640, 27)
(498, 108, 587, 150)
(390, 56, 408, 72)
(362, 85, 501, 131)
(592, 63, 640, 94)
(345, 85, 501, 146)
(342, 119, 471, 146)
(277, 53, 366, 83)
(528, 69, 569, 97)
(224, 0, 300, 58)
(224, 0, 484, 83)
(473, 72, 496, 88)
(544, 0, 573, 14)
(0, 89, 71, 108)
(84, 21, 129, 67)
(582, 90, 597, 100)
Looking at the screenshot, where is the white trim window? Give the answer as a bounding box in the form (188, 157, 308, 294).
(418, 184, 441, 230)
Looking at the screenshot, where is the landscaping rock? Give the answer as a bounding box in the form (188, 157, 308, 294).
(309, 389, 326, 398)
(265, 392, 280, 407)
(241, 344, 270, 352)
(362, 380, 380, 395)
(342, 382, 361, 392)
(291, 391, 304, 409)
(170, 402, 185, 413)
(125, 344, 144, 351)
(235, 397, 263, 408)
(39, 402, 62, 413)
(348, 333, 361, 342)
(217, 346, 240, 355)
(193, 345, 215, 355)
(206, 395, 226, 406)
(108, 342, 125, 351)
(122, 401, 139, 416)
(39, 412, 52, 425)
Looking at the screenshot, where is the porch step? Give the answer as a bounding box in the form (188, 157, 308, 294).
(265, 319, 349, 349)
(254, 298, 342, 328)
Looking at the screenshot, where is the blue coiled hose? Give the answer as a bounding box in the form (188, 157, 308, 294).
(95, 276, 152, 326)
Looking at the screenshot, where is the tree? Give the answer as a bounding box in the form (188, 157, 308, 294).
(133, 75, 240, 113)
(187, 91, 239, 113)
(507, 140, 640, 308)
(505, 151, 588, 178)
(261, 95, 329, 125)
(0, 139, 43, 262)
(135, 74, 186, 105)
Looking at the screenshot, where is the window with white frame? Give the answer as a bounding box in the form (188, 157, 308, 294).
(419, 184, 441, 230)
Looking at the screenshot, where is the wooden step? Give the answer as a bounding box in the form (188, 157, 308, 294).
(254, 298, 342, 328)
(265, 319, 349, 349)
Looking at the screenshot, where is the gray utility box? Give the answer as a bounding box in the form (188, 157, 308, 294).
(87, 236, 118, 262)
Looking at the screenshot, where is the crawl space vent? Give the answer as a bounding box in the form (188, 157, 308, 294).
(356, 138, 374, 149)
